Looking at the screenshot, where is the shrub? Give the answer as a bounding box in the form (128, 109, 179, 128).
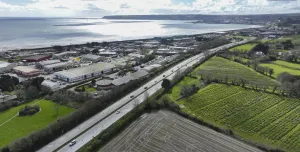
(18, 105, 40, 116)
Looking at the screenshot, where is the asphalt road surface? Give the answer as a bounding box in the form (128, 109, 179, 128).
(37, 39, 252, 152)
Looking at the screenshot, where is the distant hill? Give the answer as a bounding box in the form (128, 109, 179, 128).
(103, 13, 300, 22)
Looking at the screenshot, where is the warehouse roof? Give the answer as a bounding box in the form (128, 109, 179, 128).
(44, 62, 71, 69)
(38, 60, 60, 66)
(96, 79, 113, 86)
(55, 62, 115, 79)
(82, 54, 103, 60)
(0, 61, 11, 68)
(13, 66, 40, 73)
(112, 75, 134, 86)
(131, 70, 148, 79)
(23, 55, 51, 60)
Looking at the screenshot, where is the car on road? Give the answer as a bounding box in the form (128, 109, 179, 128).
(130, 95, 134, 98)
(69, 140, 76, 147)
(94, 93, 98, 96)
(51, 79, 57, 82)
(116, 110, 120, 114)
(144, 87, 148, 89)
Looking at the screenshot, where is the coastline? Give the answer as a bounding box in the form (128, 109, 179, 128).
(4, 26, 262, 53)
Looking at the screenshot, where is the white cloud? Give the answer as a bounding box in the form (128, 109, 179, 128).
(0, 0, 300, 17)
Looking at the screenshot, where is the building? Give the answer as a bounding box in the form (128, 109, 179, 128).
(128, 53, 145, 60)
(22, 55, 52, 62)
(131, 70, 148, 80)
(35, 60, 61, 69)
(44, 62, 72, 73)
(96, 79, 114, 90)
(13, 66, 41, 77)
(142, 64, 162, 72)
(55, 62, 116, 82)
(82, 54, 106, 63)
(0, 94, 17, 103)
(0, 61, 16, 74)
(53, 51, 78, 59)
(111, 70, 149, 86)
(41, 80, 60, 90)
(99, 52, 117, 57)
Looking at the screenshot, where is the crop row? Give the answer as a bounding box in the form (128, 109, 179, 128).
(196, 90, 265, 121)
(280, 125, 300, 151)
(184, 85, 242, 111)
(259, 106, 300, 141)
(221, 96, 283, 128)
(238, 98, 300, 134)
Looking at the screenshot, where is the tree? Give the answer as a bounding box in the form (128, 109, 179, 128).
(91, 79, 96, 86)
(1, 147, 10, 152)
(162, 79, 171, 90)
(25, 86, 39, 99)
(282, 40, 294, 50)
(54, 103, 59, 117)
(268, 68, 274, 77)
(92, 49, 99, 54)
(53, 45, 63, 52)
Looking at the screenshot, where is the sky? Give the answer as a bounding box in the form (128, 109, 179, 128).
(0, 0, 300, 17)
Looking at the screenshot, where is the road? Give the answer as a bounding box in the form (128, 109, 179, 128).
(37, 39, 252, 152)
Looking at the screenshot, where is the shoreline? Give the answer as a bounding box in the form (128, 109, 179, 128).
(4, 26, 262, 53)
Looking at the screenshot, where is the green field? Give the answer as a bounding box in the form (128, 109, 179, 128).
(170, 84, 300, 151)
(273, 60, 300, 70)
(193, 57, 276, 86)
(230, 43, 258, 52)
(260, 63, 300, 78)
(76, 85, 97, 92)
(0, 99, 74, 147)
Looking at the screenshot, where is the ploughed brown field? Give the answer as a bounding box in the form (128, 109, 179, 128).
(99, 110, 262, 152)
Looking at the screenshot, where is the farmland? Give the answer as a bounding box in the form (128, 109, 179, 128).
(99, 111, 262, 152)
(170, 83, 300, 151)
(0, 99, 74, 147)
(193, 57, 276, 86)
(229, 43, 258, 52)
(260, 61, 300, 78)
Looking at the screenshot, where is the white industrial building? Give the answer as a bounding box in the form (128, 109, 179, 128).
(55, 62, 116, 82)
(0, 61, 16, 74)
(82, 54, 106, 63)
(41, 80, 60, 90)
(36, 60, 61, 69)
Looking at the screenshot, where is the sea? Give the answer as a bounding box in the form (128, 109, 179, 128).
(0, 17, 261, 51)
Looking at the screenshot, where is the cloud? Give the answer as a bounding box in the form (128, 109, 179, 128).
(0, 0, 300, 17)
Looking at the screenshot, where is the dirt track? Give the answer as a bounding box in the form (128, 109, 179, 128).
(99, 110, 262, 152)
